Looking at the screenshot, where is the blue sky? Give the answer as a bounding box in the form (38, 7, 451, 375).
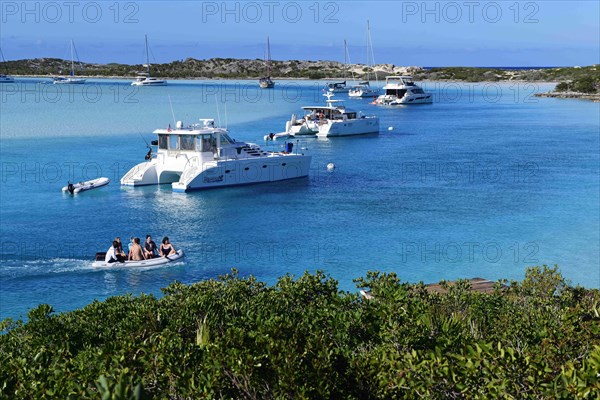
(1, 1, 599, 66)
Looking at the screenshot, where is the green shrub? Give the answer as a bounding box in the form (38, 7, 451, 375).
(1, 267, 598, 398)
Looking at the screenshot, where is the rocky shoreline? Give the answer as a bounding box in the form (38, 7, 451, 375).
(534, 91, 600, 102)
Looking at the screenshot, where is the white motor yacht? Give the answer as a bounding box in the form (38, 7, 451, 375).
(375, 76, 432, 105)
(313, 93, 379, 137)
(121, 119, 311, 192)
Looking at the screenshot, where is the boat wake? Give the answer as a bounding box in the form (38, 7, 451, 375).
(0, 256, 184, 280)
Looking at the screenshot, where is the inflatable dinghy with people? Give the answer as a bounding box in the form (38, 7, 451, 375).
(92, 250, 184, 267)
(62, 177, 110, 194)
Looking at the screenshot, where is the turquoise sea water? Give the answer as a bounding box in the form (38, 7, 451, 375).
(1, 78, 599, 320)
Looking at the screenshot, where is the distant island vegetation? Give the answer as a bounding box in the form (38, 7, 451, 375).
(1, 57, 598, 84)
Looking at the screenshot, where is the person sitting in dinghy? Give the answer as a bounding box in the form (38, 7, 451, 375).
(128, 238, 145, 261)
(105, 240, 126, 263)
(159, 237, 176, 257)
(144, 235, 157, 259)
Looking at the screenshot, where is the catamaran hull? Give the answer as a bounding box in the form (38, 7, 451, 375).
(377, 95, 432, 105)
(122, 156, 312, 192)
(349, 90, 380, 98)
(172, 155, 312, 192)
(316, 118, 380, 137)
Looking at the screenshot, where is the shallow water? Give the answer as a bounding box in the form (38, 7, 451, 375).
(1, 79, 598, 320)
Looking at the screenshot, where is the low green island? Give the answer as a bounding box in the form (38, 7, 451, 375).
(3, 58, 598, 101)
(1, 266, 598, 399)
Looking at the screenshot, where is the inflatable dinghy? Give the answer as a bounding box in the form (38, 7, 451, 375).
(62, 177, 110, 194)
(92, 249, 184, 267)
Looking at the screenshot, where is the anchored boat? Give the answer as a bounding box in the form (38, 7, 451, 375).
(121, 119, 311, 192)
(62, 177, 110, 194)
(375, 76, 432, 105)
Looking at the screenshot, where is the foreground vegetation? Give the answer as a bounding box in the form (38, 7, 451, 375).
(1, 266, 599, 399)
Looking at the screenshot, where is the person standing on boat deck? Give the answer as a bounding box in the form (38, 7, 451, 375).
(144, 235, 157, 259)
(159, 237, 176, 257)
(105, 241, 125, 263)
(128, 238, 144, 261)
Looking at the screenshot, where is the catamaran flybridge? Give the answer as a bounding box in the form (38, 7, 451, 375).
(121, 119, 311, 192)
(375, 76, 432, 105)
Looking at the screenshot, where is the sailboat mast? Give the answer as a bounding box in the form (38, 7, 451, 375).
(344, 39, 347, 81)
(266, 36, 271, 76)
(145, 34, 151, 76)
(70, 40, 75, 76)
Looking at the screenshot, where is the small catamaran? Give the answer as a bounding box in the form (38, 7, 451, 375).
(132, 34, 167, 86)
(53, 40, 86, 84)
(259, 37, 275, 89)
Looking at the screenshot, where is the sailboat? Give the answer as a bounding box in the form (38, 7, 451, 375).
(259, 37, 275, 89)
(349, 21, 380, 98)
(131, 35, 167, 86)
(326, 40, 350, 93)
(0, 48, 15, 83)
(53, 40, 86, 84)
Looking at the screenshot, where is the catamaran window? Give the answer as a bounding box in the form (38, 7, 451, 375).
(169, 135, 178, 150)
(220, 133, 234, 144)
(347, 112, 357, 119)
(386, 89, 407, 97)
(158, 134, 168, 150)
(179, 135, 195, 151)
(412, 89, 425, 94)
(196, 134, 214, 152)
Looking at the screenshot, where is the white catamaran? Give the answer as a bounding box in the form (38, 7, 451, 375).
(132, 35, 167, 86)
(53, 40, 86, 85)
(121, 119, 311, 192)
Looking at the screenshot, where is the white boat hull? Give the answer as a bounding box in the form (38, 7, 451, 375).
(53, 78, 87, 85)
(349, 89, 380, 98)
(121, 154, 311, 192)
(316, 117, 379, 137)
(62, 177, 110, 193)
(172, 155, 311, 192)
(132, 80, 168, 86)
(92, 249, 184, 267)
(377, 94, 432, 105)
